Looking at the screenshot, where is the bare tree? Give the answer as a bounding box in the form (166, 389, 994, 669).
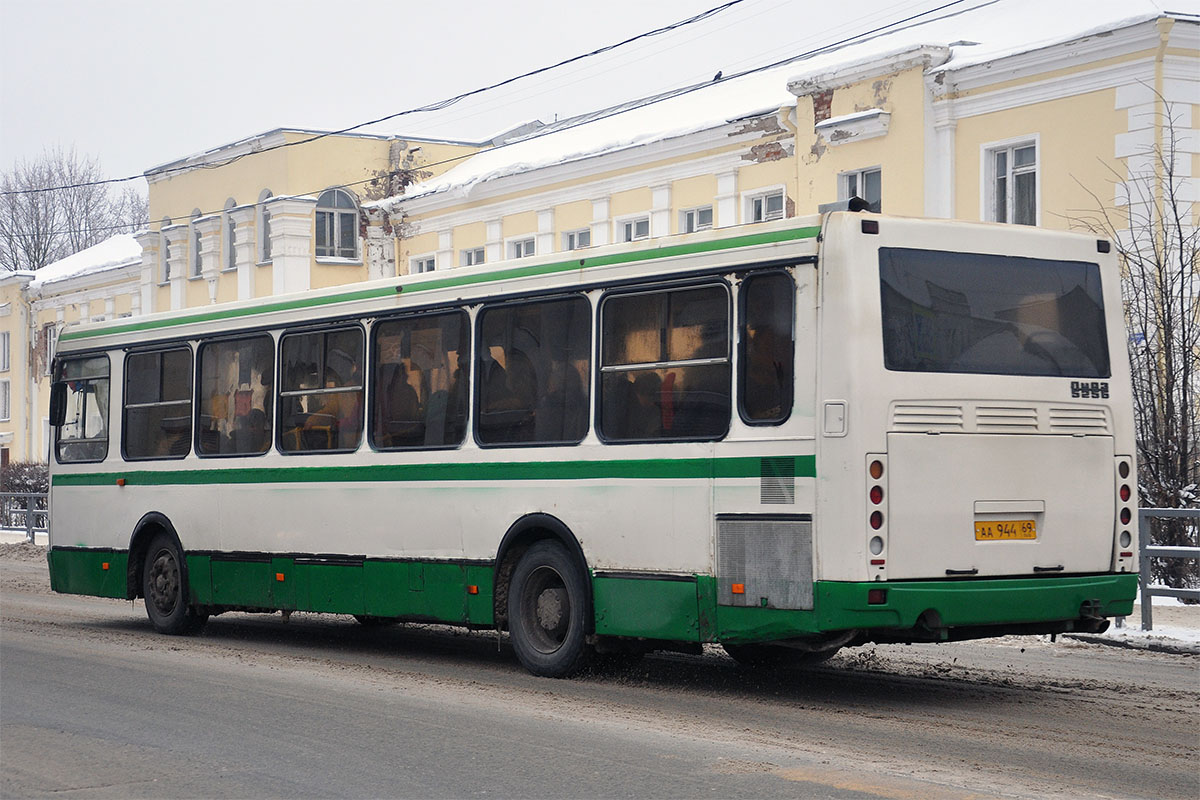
(0, 146, 148, 272)
(1071, 98, 1198, 590)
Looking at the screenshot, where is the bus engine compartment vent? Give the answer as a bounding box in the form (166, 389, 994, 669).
(716, 515, 814, 610)
(760, 457, 796, 504)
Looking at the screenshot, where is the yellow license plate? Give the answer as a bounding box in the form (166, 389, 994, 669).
(974, 520, 1037, 540)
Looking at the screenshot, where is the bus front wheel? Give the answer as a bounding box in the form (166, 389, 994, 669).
(142, 534, 207, 635)
(508, 540, 590, 678)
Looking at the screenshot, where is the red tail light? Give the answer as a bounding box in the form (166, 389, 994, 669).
(870, 511, 884, 530)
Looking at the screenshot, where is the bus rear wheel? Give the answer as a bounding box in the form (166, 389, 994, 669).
(142, 534, 207, 635)
(508, 540, 590, 678)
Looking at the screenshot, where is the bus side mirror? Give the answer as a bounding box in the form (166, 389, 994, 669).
(49, 383, 67, 427)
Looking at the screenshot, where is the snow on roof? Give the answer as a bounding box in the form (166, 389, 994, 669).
(376, 0, 1167, 207)
(30, 234, 142, 289)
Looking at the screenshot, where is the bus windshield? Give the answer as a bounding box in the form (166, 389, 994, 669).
(879, 247, 1110, 378)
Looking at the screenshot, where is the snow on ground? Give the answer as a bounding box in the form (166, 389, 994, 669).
(29, 234, 141, 289)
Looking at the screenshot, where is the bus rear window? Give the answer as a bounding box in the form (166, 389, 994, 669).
(879, 247, 1110, 378)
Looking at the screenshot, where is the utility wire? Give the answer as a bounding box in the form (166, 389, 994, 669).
(1, 0, 748, 198)
(7, 0, 980, 241)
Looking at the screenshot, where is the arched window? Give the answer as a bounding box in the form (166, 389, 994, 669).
(258, 190, 273, 263)
(315, 188, 359, 260)
(190, 209, 202, 277)
(223, 198, 237, 271)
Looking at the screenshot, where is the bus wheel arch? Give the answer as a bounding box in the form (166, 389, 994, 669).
(493, 514, 590, 633)
(127, 513, 206, 634)
(127, 512, 183, 601)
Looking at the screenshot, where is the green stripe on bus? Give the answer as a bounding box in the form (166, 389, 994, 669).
(52, 455, 816, 487)
(58, 226, 819, 342)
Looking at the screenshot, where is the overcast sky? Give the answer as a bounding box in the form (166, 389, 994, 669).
(1, 0, 992, 190)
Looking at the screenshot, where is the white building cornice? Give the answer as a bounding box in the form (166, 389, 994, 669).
(788, 45, 951, 95)
(932, 18, 1165, 99)
(394, 115, 790, 225)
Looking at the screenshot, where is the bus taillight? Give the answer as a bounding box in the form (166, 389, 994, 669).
(870, 511, 884, 529)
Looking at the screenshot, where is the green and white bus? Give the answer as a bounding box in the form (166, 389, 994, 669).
(46, 211, 1138, 677)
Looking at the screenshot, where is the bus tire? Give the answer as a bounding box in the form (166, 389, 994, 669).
(722, 642, 839, 668)
(508, 540, 591, 678)
(142, 533, 207, 635)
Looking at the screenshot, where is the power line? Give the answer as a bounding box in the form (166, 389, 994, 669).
(1, 0, 748, 198)
(6, 0, 981, 243)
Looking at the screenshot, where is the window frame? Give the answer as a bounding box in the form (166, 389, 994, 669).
(617, 215, 650, 243)
(53, 354, 110, 464)
(222, 199, 238, 273)
(369, 309, 471, 452)
(411, 255, 437, 274)
(0, 379, 9, 422)
(737, 270, 796, 426)
(563, 228, 591, 251)
(461, 247, 485, 267)
(507, 237, 535, 259)
(680, 206, 714, 234)
(276, 324, 365, 455)
(0, 330, 9, 372)
(195, 332, 277, 459)
(596, 279, 733, 444)
(121, 346, 194, 461)
(982, 135, 1040, 227)
(839, 167, 882, 213)
(315, 188, 361, 261)
(745, 189, 785, 223)
(473, 293, 592, 449)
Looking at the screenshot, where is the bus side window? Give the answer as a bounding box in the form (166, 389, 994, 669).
(475, 296, 590, 447)
(370, 310, 470, 450)
(599, 284, 731, 442)
(197, 335, 274, 456)
(55, 355, 110, 463)
(739, 272, 795, 424)
(123, 347, 193, 460)
(279, 327, 364, 453)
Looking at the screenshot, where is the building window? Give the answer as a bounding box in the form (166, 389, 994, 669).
(563, 229, 591, 250)
(462, 247, 485, 266)
(0, 331, 9, 372)
(681, 206, 713, 233)
(841, 168, 881, 213)
(749, 191, 784, 223)
(191, 210, 203, 277)
(988, 141, 1038, 226)
(620, 217, 650, 242)
(0, 380, 9, 422)
(509, 238, 535, 259)
(412, 256, 436, 274)
(123, 348, 193, 460)
(315, 188, 360, 260)
(258, 190, 273, 263)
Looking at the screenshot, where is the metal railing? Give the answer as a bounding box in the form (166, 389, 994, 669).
(1138, 508, 1200, 631)
(0, 492, 48, 543)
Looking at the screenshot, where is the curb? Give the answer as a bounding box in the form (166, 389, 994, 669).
(1064, 633, 1200, 656)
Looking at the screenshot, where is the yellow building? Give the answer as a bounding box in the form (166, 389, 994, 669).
(4, 3, 1196, 465)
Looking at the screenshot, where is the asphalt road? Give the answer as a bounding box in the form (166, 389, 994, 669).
(2, 545, 1197, 799)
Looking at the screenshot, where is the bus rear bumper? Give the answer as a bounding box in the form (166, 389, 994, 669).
(716, 573, 1138, 644)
